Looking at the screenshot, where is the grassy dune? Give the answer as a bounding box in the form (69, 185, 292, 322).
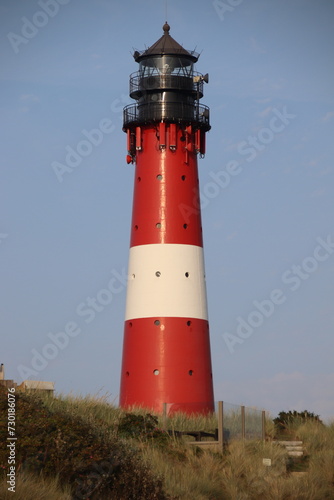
(0, 389, 333, 499)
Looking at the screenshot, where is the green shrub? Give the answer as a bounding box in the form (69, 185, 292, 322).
(0, 388, 168, 499)
(273, 410, 322, 436)
(118, 412, 170, 446)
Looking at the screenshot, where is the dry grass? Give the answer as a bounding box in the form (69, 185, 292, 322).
(143, 436, 334, 500)
(1, 393, 333, 499)
(0, 473, 72, 500)
(142, 444, 226, 500)
(41, 395, 334, 499)
(160, 409, 218, 435)
(45, 392, 122, 427)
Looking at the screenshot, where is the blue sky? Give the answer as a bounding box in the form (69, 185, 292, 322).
(1, 0, 333, 420)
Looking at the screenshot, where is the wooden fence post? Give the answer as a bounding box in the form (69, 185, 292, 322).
(262, 410, 266, 441)
(218, 401, 224, 452)
(162, 403, 167, 430)
(241, 405, 245, 440)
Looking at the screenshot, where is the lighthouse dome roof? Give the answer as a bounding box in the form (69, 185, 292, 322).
(133, 23, 199, 63)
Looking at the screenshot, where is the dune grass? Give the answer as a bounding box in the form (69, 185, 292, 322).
(1, 390, 333, 499)
(0, 473, 72, 500)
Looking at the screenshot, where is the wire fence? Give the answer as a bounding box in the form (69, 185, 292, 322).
(162, 401, 266, 449)
(220, 402, 264, 441)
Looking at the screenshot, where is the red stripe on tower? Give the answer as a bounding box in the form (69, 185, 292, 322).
(120, 23, 214, 414)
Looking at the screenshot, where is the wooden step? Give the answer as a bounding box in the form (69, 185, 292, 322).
(276, 440, 304, 457)
(277, 440, 303, 446)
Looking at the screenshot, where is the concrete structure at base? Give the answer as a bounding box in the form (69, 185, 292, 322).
(119, 23, 214, 414)
(0, 363, 54, 395)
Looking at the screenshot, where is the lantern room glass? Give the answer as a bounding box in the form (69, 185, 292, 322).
(139, 56, 194, 78)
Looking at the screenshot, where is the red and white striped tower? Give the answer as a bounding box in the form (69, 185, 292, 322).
(120, 23, 214, 414)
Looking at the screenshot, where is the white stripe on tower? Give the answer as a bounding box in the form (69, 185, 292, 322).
(125, 243, 208, 321)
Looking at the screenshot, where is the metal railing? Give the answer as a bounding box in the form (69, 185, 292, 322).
(123, 102, 210, 130)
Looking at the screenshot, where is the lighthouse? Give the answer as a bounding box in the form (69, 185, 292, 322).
(119, 23, 214, 414)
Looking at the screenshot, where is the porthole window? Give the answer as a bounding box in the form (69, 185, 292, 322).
(126, 371, 130, 377)
(153, 369, 160, 376)
(154, 320, 160, 326)
(156, 222, 161, 229)
(189, 370, 193, 376)
(134, 225, 138, 230)
(155, 271, 161, 277)
(156, 174, 163, 180)
(185, 272, 189, 278)
(187, 320, 192, 326)
(181, 175, 186, 181)
(183, 224, 188, 229)
(137, 176, 141, 182)
(129, 322, 132, 327)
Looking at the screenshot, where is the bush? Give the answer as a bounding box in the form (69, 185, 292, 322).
(273, 410, 322, 436)
(118, 412, 170, 446)
(0, 388, 168, 499)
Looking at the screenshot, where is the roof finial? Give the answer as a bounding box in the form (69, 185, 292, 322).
(163, 22, 170, 34)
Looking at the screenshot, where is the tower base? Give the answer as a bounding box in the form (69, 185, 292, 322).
(120, 317, 214, 415)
